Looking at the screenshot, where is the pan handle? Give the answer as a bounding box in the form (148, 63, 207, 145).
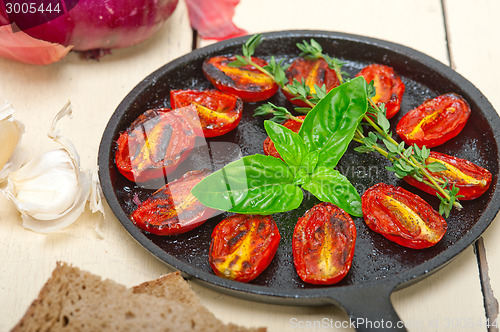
(330, 284, 407, 332)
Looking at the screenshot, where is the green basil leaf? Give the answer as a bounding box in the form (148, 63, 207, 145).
(298, 77, 368, 168)
(264, 120, 308, 168)
(301, 166, 362, 217)
(300, 150, 319, 174)
(293, 167, 310, 186)
(191, 154, 303, 214)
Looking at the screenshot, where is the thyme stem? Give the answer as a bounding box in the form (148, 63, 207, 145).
(238, 34, 462, 215)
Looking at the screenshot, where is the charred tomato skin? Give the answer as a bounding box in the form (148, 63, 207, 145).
(202, 55, 279, 102)
(293, 202, 357, 285)
(404, 151, 492, 200)
(170, 89, 243, 138)
(362, 183, 447, 249)
(115, 108, 195, 183)
(355, 64, 405, 119)
(209, 214, 280, 283)
(131, 169, 216, 235)
(396, 93, 471, 148)
(283, 57, 341, 107)
(263, 115, 305, 159)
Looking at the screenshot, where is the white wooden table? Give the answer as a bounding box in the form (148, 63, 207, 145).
(1, 1, 499, 331)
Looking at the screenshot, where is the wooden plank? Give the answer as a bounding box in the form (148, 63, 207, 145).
(0, 2, 192, 330)
(392, 248, 486, 332)
(191, 282, 353, 332)
(445, 0, 500, 329)
(201, 0, 448, 64)
(0, 0, 491, 331)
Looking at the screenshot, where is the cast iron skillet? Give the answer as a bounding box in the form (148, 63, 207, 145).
(98, 30, 500, 331)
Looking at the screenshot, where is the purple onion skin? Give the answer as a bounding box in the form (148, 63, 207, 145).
(22, 0, 179, 51)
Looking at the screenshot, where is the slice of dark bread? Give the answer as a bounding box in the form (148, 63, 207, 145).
(11, 262, 266, 332)
(132, 272, 203, 308)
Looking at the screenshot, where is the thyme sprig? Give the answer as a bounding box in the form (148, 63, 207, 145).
(356, 99, 463, 216)
(228, 35, 315, 108)
(296, 39, 348, 83)
(253, 103, 304, 123)
(231, 34, 462, 217)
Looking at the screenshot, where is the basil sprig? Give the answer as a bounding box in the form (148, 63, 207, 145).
(191, 77, 368, 217)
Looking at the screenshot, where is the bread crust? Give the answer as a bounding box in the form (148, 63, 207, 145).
(11, 262, 266, 332)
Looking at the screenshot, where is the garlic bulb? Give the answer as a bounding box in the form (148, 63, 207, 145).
(0, 101, 24, 182)
(3, 101, 102, 233)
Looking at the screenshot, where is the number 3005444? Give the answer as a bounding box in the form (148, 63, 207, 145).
(5, 2, 61, 14)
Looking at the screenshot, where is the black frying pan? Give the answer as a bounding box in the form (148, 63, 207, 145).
(98, 30, 500, 331)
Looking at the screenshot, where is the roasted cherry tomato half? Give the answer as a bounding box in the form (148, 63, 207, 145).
(396, 93, 471, 148)
(283, 57, 340, 107)
(115, 107, 196, 183)
(355, 64, 405, 119)
(170, 89, 243, 138)
(209, 214, 280, 283)
(131, 170, 216, 235)
(202, 55, 279, 102)
(404, 151, 492, 200)
(362, 183, 447, 249)
(293, 202, 356, 285)
(263, 115, 305, 160)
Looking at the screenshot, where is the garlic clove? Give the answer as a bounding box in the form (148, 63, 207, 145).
(0, 146, 25, 183)
(6, 149, 86, 220)
(0, 101, 24, 179)
(0, 118, 21, 170)
(2, 101, 100, 233)
(6, 156, 91, 233)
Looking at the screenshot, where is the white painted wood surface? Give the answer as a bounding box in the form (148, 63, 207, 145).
(445, 0, 500, 330)
(0, 0, 497, 331)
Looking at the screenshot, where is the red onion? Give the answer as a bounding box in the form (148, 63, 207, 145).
(0, 0, 245, 65)
(0, 25, 71, 65)
(185, 0, 246, 41)
(7, 0, 178, 51)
